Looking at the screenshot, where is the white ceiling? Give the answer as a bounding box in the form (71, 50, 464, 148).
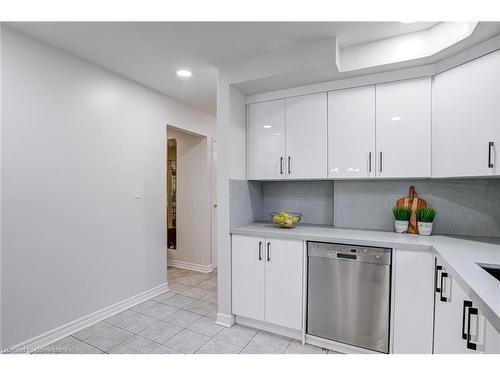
(7, 22, 442, 116)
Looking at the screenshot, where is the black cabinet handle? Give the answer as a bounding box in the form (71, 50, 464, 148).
(368, 152, 372, 173)
(379, 152, 383, 173)
(280, 157, 283, 175)
(462, 300, 473, 340)
(435, 265, 443, 292)
(467, 306, 478, 350)
(440, 272, 448, 302)
(267, 242, 271, 262)
(488, 142, 494, 168)
(288, 156, 291, 175)
(258, 241, 262, 261)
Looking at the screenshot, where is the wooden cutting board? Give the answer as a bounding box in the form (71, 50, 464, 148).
(396, 186, 427, 234)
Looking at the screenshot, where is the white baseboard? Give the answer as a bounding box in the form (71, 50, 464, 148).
(167, 259, 213, 273)
(215, 313, 235, 327)
(235, 316, 302, 341)
(7, 283, 169, 353)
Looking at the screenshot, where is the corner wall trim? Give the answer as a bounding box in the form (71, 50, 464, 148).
(215, 313, 235, 328)
(167, 259, 214, 273)
(7, 283, 169, 353)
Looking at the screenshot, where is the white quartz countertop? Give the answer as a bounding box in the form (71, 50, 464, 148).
(231, 222, 500, 332)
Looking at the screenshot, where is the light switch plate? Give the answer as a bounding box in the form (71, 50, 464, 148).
(133, 185, 143, 199)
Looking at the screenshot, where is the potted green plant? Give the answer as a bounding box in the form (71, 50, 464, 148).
(415, 207, 438, 236)
(392, 206, 412, 233)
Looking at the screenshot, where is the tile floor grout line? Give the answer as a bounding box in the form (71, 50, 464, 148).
(237, 328, 261, 354)
(76, 336, 112, 354)
(107, 333, 136, 354)
(283, 338, 293, 354)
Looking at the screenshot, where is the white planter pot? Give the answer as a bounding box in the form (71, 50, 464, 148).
(394, 220, 409, 233)
(418, 222, 434, 236)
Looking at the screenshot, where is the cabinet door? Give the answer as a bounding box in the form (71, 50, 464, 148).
(247, 100, 286, 180)
(231, 235, 265, 321)
(285, 93, 328, 179)
(328, 86, 376, 178)
(392, 249, 434, 353)
(483, 319, 500, 354)
(434, 261, 475, 354)
(265, 238, 303, 330)
(433, 50, 500, 177)
(376, 78, 431, 178)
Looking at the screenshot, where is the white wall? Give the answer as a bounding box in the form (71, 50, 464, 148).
(215, 76, 246, 324)
(0, 26, 215, 347)
(166, 128, 212, 270)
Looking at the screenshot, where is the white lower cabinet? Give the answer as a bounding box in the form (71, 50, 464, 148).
(392, 249, 434, 353)
(231, 235, 266, 321)
(231, 234, 303, 331)
(434, 258, 500, 353)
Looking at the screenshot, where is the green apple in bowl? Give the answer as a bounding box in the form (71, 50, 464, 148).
(269, 211, 303, 228)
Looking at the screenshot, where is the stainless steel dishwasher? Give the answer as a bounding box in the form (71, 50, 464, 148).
(307, 242, 392, 353)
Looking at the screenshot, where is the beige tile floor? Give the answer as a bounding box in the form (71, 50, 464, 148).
(38, 267, 331, 354)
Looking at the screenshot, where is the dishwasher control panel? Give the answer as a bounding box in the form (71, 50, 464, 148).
(308, 242, 391, 265)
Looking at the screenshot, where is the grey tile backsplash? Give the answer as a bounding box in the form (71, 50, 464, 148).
(229, 178, 500, 237)
(261, 181, 334, 225)
(229, 180, 263, 227)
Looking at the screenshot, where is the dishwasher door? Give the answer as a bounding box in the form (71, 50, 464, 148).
(307, 242, 391, 353)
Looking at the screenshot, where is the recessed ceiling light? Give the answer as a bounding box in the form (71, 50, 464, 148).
(391, 116, 402, 121)
(263, 125, 272, 129)
(176, 70, 192, 78)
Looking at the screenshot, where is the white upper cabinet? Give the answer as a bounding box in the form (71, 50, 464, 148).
(433, 50, 500, 177)
(285, 93, 328, 179)
(328, 86, 376, 178)
(375, 77, 432, 178)
(247, 99, 286, 180)
(247, 52, 500, 181)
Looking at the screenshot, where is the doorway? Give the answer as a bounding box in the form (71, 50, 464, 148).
(167, 139, 177, 249)
(166, 126, 214, 273)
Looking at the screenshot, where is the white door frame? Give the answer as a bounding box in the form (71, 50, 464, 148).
(210, 138, 218, 268)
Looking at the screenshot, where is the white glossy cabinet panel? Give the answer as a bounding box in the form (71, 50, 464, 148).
(231, 235, 265, 321)
(376, 78, 432, 178)
(265, 238, 303, 330)
(285, 93, 328, 179)
(231, 234, 303, 331)
(484, 318, 500, 353)
(247, 100, 286, 180)
(434, 258, 500, 354)
(433, 50, 500, 177)
(392, 249, 434, 353)
(433, 261, 472, 353)
(328, 86, 376, 178)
